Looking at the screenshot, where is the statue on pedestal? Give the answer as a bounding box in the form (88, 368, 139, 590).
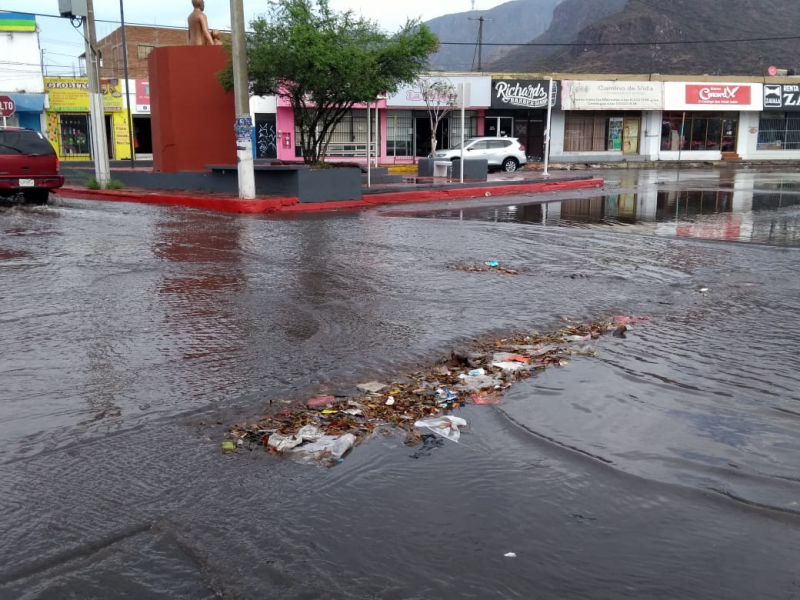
(188, 0, 214, 46)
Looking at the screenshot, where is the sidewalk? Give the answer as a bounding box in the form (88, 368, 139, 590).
(57, 171, 604, 215)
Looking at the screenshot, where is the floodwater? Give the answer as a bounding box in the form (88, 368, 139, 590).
(395, 170, 800, 246)
(1, 169, 800, 599)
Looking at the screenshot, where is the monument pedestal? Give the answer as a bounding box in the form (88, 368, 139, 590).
(148, 46, 236, 173)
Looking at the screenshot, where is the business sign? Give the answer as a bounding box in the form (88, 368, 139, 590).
(44, 77, 124, 112)
(561, 80, 662, 110)
(0, 12, 36, 32)
(387, 76, 492, 108)
(135, 79, 150, 112)
(685, 84, 751, 105)
(491, 79, 559, 110)
(664, 82, 762, 111)
(763, 83, 800, 111)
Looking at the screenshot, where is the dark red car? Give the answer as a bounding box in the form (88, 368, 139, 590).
(0, 128, 64, 204)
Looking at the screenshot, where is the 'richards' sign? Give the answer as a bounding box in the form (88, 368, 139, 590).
(491, 80, 560, 110)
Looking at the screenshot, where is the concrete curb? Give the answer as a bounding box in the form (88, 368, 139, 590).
(58, 177, 604, 214)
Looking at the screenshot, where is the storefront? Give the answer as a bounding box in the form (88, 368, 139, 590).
(487, 79, 558, 162)
(0, 93, 45, 131)
(661, 82, 762, 160)
(551, 80, 662, 161)
(738, 83, 800, 159)
(44, 77, 132, 162)
(385, 75, 491, 162)
(131, 79, 153, 157)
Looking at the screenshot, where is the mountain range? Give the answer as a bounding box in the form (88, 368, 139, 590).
(425, 0, 564, 71)
(426, 0, 800, 76)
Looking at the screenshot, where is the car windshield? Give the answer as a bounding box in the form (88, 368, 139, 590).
(449, 138, 481, 150)
(0, 130, 56, 155)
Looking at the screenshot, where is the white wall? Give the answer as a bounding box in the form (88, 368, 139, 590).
(0, 30, 43, 93)
(250, 95, 277, 116)
(549, 110, 565, 155)
(640, 110, 662, 160)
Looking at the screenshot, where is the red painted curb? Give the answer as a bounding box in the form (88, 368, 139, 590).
(58, 177, 604, 214)
(361, 178, 605, 206)
(59, 186, 298, 214)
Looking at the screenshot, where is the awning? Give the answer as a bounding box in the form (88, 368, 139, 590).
(1, 93, 45, 113)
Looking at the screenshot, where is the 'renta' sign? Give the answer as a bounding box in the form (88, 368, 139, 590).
(763, 83, 800, 111)
(491, 79, 560, 110)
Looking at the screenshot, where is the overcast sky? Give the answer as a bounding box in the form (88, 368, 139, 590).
(6, 0, 509, 78)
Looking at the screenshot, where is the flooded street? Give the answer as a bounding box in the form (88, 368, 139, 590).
(1, 168, 800, 599)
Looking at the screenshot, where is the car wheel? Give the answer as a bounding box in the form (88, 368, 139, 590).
(22, 189, 50, 205)
(502, 158, 519, 172)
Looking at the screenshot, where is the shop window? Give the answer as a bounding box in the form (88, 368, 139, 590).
(661, 112, 738, 152)
(564, 112, 607, 152)
(757, 114, 800, 150)
(387, 110, 413, 156)
(448, 111, 478, 148)
(294, 108, 378, 157)
(59, 114, 91, 158)
(137, 45, 155, 60)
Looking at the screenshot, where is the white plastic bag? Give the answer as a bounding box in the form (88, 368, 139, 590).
(293, 433, 356, 460)
(414, 416, 468, 443)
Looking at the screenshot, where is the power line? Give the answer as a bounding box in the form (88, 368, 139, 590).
(439, 34, 800, 48)
(4, 8, 800, 48)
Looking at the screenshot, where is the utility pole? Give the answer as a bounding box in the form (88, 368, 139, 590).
(468, 16, 492, 72)
(119, 0, 135, 168)
(230, 0, 256, 199)
(84, 0, 111, 187)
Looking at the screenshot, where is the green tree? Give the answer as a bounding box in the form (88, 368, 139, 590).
(221, 0, 438, 164)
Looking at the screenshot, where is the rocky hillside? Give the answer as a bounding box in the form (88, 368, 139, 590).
(425, 0, 565, 71)
(487, 0, 800, 75)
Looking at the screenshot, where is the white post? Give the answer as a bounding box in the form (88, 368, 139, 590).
(84, 0, 110, 188)
(231, 0, 256, 199)
(374, 101, 379, 168)
(460, 83, 466, 183)
(2, 116, 6, 127)
(543, 77, 554, 177)
(367, 101, 371, 188)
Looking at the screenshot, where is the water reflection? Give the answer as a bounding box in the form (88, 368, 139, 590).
(399, 171, 800, 246)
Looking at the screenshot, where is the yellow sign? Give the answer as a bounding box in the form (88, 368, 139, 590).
(44, 77, 124, 112)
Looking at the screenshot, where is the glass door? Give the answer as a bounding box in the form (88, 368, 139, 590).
(623, 117, 640, 155)
(485, 117, 514, 138)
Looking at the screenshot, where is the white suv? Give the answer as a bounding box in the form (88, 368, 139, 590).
(435, 137, 527, 172)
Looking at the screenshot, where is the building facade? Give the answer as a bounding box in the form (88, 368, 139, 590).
(0, 12, 46, 131)
(97, 26, 190, 80)
(43, 77, 132, 161)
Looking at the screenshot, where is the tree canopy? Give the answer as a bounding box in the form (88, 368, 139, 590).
(221, 0, 439, 164)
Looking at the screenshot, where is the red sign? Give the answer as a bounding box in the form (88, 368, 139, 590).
(0, 95, 15, 117)
(135, 79, 150, 110)
(685, 84, 752, 105)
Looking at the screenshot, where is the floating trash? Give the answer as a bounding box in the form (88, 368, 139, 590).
(224, 318, 648, 465)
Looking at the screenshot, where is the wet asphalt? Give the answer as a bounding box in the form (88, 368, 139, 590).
(1, 168, 800, 599)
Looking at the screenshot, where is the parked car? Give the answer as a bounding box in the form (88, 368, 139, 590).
(435, 137, 527, 172)
(0, 128, 64, 205)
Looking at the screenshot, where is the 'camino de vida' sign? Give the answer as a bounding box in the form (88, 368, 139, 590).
(685, 84, 752, 105)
